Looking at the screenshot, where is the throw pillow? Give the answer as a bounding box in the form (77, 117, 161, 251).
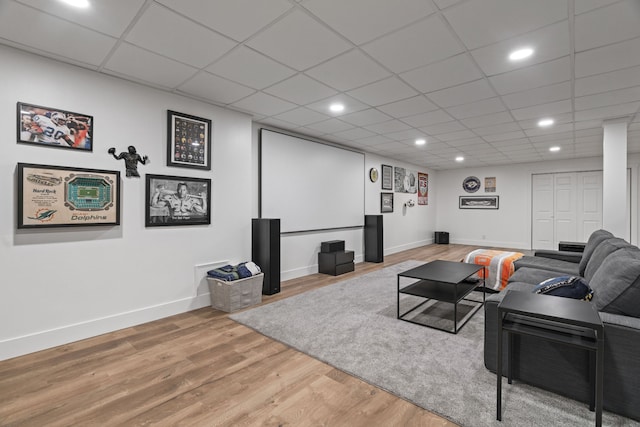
(532, 276, 594, 301)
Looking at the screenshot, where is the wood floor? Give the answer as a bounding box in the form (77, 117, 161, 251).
(1, 244, 490, 427)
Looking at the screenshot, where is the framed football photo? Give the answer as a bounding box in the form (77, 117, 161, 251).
(145, 174, 211, 227)
(17, 102, 93, 151)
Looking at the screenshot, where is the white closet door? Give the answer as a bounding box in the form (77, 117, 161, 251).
(532, 174, 555, 250)
(532, 171, 603, 250)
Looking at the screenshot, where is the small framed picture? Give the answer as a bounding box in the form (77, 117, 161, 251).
(381, 192, 394, 213)
(381, 164, 393, 190)
(17, 102, 93, 151)
(145, 174, 211, 227)
(17, 163, 119, 228)
(167, 110, 212, 170)
(459, 195, 499, 210)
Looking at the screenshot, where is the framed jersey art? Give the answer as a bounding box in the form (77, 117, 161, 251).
(17, 102, 93, 151)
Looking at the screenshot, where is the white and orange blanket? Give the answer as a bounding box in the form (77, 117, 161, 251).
(463, 249, 524, 291)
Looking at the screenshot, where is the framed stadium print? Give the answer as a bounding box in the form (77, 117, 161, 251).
(167, 110, 212, 170)
(145, 174, 211, 227)
(17, 163, 120, 229)
(17, 102, 93, 151)
(459, 195, 499, 210)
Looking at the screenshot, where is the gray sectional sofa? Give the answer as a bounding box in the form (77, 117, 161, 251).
(484, 229, 640, 421)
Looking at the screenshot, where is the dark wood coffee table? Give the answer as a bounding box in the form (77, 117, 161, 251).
(397, 260, 485, 334)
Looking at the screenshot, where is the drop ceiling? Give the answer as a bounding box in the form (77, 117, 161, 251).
(1, 0, 640, 170)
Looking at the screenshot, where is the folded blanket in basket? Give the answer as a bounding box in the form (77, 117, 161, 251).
(207, 261, 262, 281)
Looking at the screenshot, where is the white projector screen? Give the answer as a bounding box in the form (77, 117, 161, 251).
(260, 129, 365, 233)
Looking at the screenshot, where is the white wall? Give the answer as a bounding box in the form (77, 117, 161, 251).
(0, 46, 253, 360)
(252, 125, 437, 280)
(436, 155, 640, 249)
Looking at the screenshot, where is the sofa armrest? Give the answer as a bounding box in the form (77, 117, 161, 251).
(533, 250, 582, 263)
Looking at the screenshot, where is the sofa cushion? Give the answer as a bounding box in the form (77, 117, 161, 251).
(588, 251, 640, 317)
(532, 276, 593, 301)
(513, 256, 579, 276)
(509, 267, 573, 285)
(578, 229, 614, 276)
(583, 237, 634, 281)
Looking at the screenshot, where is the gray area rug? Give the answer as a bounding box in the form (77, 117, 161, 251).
(230, 261, 639, 427)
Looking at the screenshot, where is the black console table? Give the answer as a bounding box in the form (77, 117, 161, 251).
(497, 291, 604, 426)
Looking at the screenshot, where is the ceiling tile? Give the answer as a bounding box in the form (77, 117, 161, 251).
(446, 97, 506, 119)
(470, 21, 570, 76)
(104, 43, 197, 88)
(443, 0, 568, 50)
(333, 127, 376, 140)
(511, 99, 572, 121)
(575, 0, 640, 52)
(461, 111, 513, 128)
(0, 1, 116, 66)
(473, 122, 522, 136)
(419, 121, 467, 135)
(501, 82, 572, 109)
(339, 109, 393, 127)
(384, 128, 427, 141)
(575, 37, 640, 78)
(301, 0, 435, 45)
(347, 77, 418, 106)
(427, 79, 496, 108)
(157, 0, 293, 41)
(575, 0, 624, 15)
(177, 71, 255, 104)
(230, 91, 297, 116)
(305, 49, 391, 91)
(305, 94, 370, 116)
(356, 135, 392, 145)
(489, 57, 571, 95)
(264, 74, 337, 105)
(377, 96, 439, 118)
(574, 102, 640, 122)
(305, 118, 354, 134)
(575, 65, 640, 97)
(17, 0, 145, 37)
(445, 137, 485, 147)
(363, 120, 412, 134)
(271, 107, 329, 126)
(206, 47, 295, 90)
(483, 130, 527, 142)
(575, 86, 640, 111)
(525, 123, 574, 137)
(126, 4, 236, 68)
(246, 9, 351, 71)
(436, 130, 477, 141)
(361, 15, 464, 73)
(400, 53, 483, 93)
(401, 110, 454, 127)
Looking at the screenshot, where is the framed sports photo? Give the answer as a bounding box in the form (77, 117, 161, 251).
(17, 163, 120, 229)
(381, 164, 393, 190)
(459, 195, 499, 210)
(167, 110, 212, 170)
(17, 102, 93, 151)
(381, 192, 394, 213)
(145, 174, 211, 227)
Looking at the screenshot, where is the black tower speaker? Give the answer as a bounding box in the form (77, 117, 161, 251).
(364, 215, 383, 263)
(252, 218, 281, 295)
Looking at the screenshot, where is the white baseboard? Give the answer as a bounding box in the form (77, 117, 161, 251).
(281, 254, 365, 281)
(449, 238, 529, 251)
(0, 294, 212, 361)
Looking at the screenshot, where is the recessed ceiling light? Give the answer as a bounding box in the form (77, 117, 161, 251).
(538, 118, 554, 127)
(509, 47, 534, 61)
(59, 0, 90, 7)
(455, 156, 464, 162)
(549, 146, 561, 152)
(329, 103, 344, 113)
(415, 138, 426, 146)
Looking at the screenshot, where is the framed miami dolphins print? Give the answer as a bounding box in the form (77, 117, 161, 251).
(17, 163, 120, 229)
(17, 102, 93, 151)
